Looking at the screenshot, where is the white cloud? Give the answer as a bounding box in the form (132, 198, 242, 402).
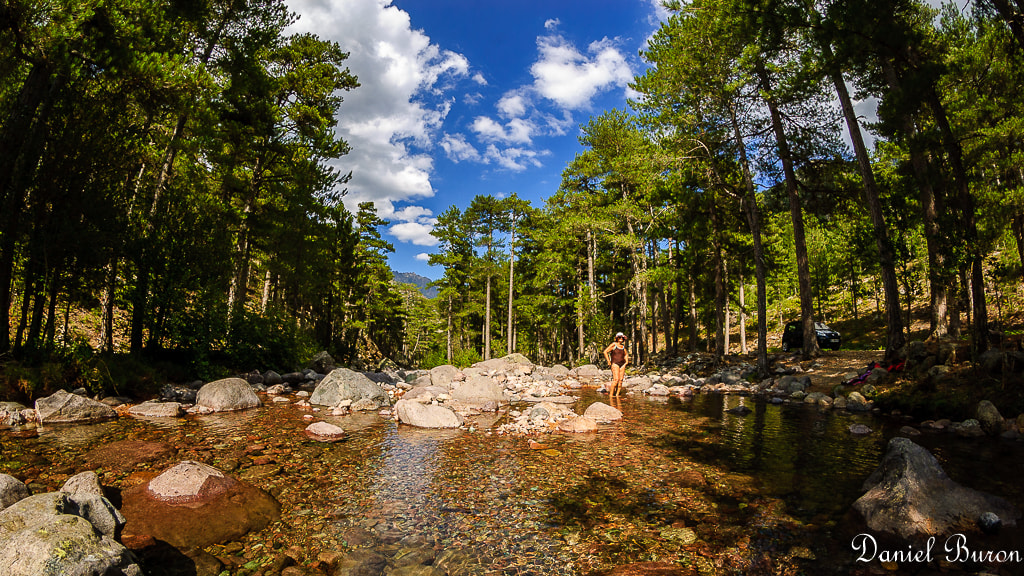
(440, 133, 482, 162)
(544, 18, 560, 31)
(497, 93, 527, 118)
(471, 116, 534, 145)
(531, 35, 633, 110)
(284, 0, 471, 212)
(392, 205, 434, 222)
(389, 221, 440, 246)
(484, 144, 545, 172)
(472, 72, 488, 85)
(415, 252, 431, 262)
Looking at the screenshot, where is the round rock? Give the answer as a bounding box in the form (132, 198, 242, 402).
(304, 422, 346, 442)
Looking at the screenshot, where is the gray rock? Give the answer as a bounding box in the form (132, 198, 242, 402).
(847, 391, 870, 411)
(898, 425, 922, 437)
(309, 351, 337, 374)
(66, 493, 126, 539)
(99, 396, 132, 407)
(853, 437, 1021, 539)
(571, 364, 601, 379)
(979, 511, 1003, 534)
(196, 378, 262, 412)
(60, 471, 103, 498)
(849, 424, 872, 435)
(402, 385, 448, 404)
(546, 364, 570, 377)
(429, 364, 461, 386)
(519, 394, 575, 404)
(128, 401, 184, 418)
(529, 407, 550, 421)
(450, 375, 507, 405)
(624, 376, 653, 391)
(303, 422, 346, 442)
(583, 402, 623, 422)
(394, 399, 462, 428)
(976, 400, 1004, 436)
(0, 492, 141, 576)
(0, 474, 29, 511)
(350, 398, 380, 411)
(953, 419, 986, 438)
(263, 370, 283, 386)
(864, 367, 889, 385)
(310, 368, 390, 408)
(35, 390, 118, 425)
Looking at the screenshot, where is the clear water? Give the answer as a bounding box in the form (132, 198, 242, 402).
(3, 392, 1023, 576)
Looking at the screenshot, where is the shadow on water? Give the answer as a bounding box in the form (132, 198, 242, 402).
(546, 471, 658, 529)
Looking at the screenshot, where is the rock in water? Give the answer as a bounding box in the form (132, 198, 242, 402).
(583, 402, 623, 422)
(120, 460, 280, 549)
(849, 424, 872, 435)
(195, 378, 262, 412)
(975, 400, 1004, 436)
(128, 400, 184, 418)
(557, 416, 599, 433)
(34, 389, 117, 424)
(0, 492, 142, 576)
(0, 474, 29, 511)
(429, 364, 461, 386)
(304, 421, 346, 442)
(394, 399, 462, 428)
(853, 437, 1021, 539)
(310, 368, 389, 408)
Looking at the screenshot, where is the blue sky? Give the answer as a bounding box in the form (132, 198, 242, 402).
(284, 0, 670, 278)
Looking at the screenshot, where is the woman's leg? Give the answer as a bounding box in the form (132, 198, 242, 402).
(609, 364, 621, 396)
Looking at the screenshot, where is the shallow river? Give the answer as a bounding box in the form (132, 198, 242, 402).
(3, 392, 1024, 576)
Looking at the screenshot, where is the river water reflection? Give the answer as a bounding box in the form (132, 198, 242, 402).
(2, 391, 1023, 575)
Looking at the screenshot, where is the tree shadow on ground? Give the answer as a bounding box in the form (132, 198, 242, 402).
(544, 470, 661, 529)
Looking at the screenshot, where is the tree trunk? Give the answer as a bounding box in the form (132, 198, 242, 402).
(731, 107, 769, 374)
(739, 276, 747, 355)
(757, 63, 818, 358)
(828, 58, 905, 358)
(688, 271, 698, 352)
(710, 194, 726, 357)
(484, 275, 491, 360)
(1012, 213, 1024, 275)
(507, 229, 515, 356)
(446, 294, 453, 363)
(924, 86, 988, 353)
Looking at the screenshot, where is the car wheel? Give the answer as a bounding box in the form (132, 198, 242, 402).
(782, 341, 790, 352)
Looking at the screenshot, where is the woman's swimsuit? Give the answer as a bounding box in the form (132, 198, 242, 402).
(609, 344, 627, 367)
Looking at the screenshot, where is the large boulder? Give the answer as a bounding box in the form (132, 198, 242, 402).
(0, 492, 142, 576)
(853, 437, 1020, 540)
(571, 364, 601, 379)
(34, 389, 117, 424)
(0, 474, 29, 511)
(583, 402, 623, 422)
(309, 350, 337, 374)
(402, 385, 449, 404)
(450, 375, 507, 405)
(310, 368, 390, 408)
(976, 400, 1004, 436)
(429, 364, 461, 387)
(394, 399, 463, 428)
(120, 460, 280, 549)
(195, 378, 262, 412)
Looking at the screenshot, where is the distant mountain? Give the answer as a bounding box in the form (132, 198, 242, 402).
(393, 271, 438, 299)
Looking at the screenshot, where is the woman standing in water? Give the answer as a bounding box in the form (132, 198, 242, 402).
(603, 332, 629, 397)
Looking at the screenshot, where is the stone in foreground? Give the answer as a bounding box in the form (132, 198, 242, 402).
(0, 473, 29, 511)
(35, 389, 117, 424)
(0, 492, 141, 576)
(853, 437, 1020, 539)
(120, 460, 280, 549)
(394, 399, 462, 428)
(195, 378, 262, 412)
(583, 402, 623, 422)
(558, 416, 599, 433)
(304, 421, 346, 442)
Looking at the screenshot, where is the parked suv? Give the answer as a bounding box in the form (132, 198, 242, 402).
(781, 321, 841, 351)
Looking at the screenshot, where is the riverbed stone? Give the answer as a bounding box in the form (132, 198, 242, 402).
(34, 389, 118, 424)
(603, 561, 697, 575)
(557, 416, 599, 433)
(953, 419, 986, 438)
(584, 402, 623, 422)
(849, 424, 872, 435)
(196, 378, 262, 412)
(311, 368, 390, 408)
(120, 460, 281, 549)
(394, 399, 462, 428)
(450, 375, 507, 405)
(0, 474, 29, 511)
(128, 400, 184, 418)
(976, 400, 1004, 436)
(333, 549, 387, 576)
(853, 437, 1021, 540)
(571, 364, 601, 379)
(84, 440, 177, 472)
(0, 492, 142, 576)
(304, 422, 346, 442)
(402, 385, 448, 403)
